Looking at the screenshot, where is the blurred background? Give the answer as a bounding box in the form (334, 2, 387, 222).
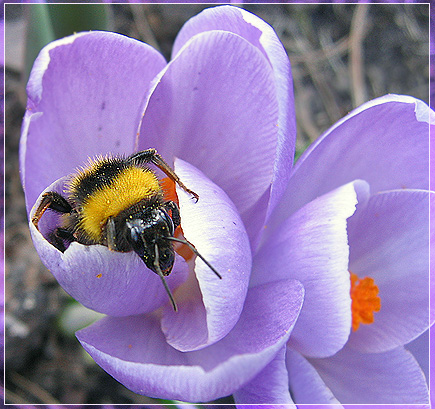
(4, 3, 429, 406)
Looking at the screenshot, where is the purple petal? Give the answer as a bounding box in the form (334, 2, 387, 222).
(233, 347, 295, 406)
(300, 404, 346, 409)
(137, 29, 279, 237)
(302, 406, 345, 409)
(431, 123, 435, 191)
(347, 190, 431, 352)
(161, 159, 251, 351)
(405, 330, 429, 384)
(343, 406, 429, 409)
(20, 31, 166, 212)
(253, 180, 370, 357)
(286, 349, 340, 404)
(173, 5, 297, 220)
(310, 345, 429, 404)
(268, 95, 432, 230)
(431, 197, 435, 324)
(76, 279, 304, 402)
(29, 178, 188, 316)
(431, 325, 435, 406)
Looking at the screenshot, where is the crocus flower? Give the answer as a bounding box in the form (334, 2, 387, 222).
(20, 5, 431, 406)
(234, 94, 432, 405)
(21, 5, 304, 403)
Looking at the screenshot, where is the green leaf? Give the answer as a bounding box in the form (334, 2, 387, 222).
(47, 4, 110, 39)
(24, 3, 111, 83)
(24, 4, 55, 83)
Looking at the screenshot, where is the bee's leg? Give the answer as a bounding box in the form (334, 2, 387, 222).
(48, 227, 75, 252)
(164, 201, 180, 230)
(106, 217, 117, 251)
(32, 191, 73, 229)
(128, 149, 199, 202)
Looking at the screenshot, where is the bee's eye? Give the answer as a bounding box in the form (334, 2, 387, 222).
(159, 210, 174, 236)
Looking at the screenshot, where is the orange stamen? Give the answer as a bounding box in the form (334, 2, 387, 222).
(350, 272, 381, 331)
(160, 177, 179, 206)
(160, 177, 194, 262)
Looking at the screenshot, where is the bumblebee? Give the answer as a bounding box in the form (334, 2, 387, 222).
(32, 148, 221, 311)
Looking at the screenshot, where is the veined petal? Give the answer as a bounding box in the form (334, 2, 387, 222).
(431, 197, 435, 324)
(233, 347, 295, 406)
(342, 406, 429, 409)
(76, 279, 304, 403)
(29, 178, 188, 316)
(431, 122, 435, 192)
(347, 190, 431, 352)
(268, 95, 432, 231)
(253, 180, 370, 357)
(20, 31, 166, 212)
(431, 325, 435, 406)
(161, 159, 251, 351)
(310, 345, 429, 404)
(173, 5, 296, 221)
(286, 349, 341, 405)
(137, 30, 279, 236)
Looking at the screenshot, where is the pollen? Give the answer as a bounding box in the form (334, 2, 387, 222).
(350, 271, 381, 332)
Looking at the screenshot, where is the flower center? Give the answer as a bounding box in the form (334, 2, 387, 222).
(160, 176, 179, 206)
(161, 177, 194, 262)
(350, 271, 381, 331)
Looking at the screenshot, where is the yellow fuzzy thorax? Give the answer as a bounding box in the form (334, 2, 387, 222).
(79, 167, 160, 240)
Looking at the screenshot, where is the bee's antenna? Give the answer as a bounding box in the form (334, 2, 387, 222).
(165, 236, 222, 279)
(153, 243, 178, 312)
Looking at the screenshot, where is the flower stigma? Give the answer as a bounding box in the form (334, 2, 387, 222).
(350, 271, 381, 331)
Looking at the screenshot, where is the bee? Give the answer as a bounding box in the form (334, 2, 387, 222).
(32, 148, 221, 311)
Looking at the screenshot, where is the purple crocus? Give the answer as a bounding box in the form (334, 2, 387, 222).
(21, 5, 303, 403)
(20, 5, 431, 405)
(235, 94, 432, 405)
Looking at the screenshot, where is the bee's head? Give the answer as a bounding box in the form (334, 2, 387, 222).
(125, 207, 175, 275)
